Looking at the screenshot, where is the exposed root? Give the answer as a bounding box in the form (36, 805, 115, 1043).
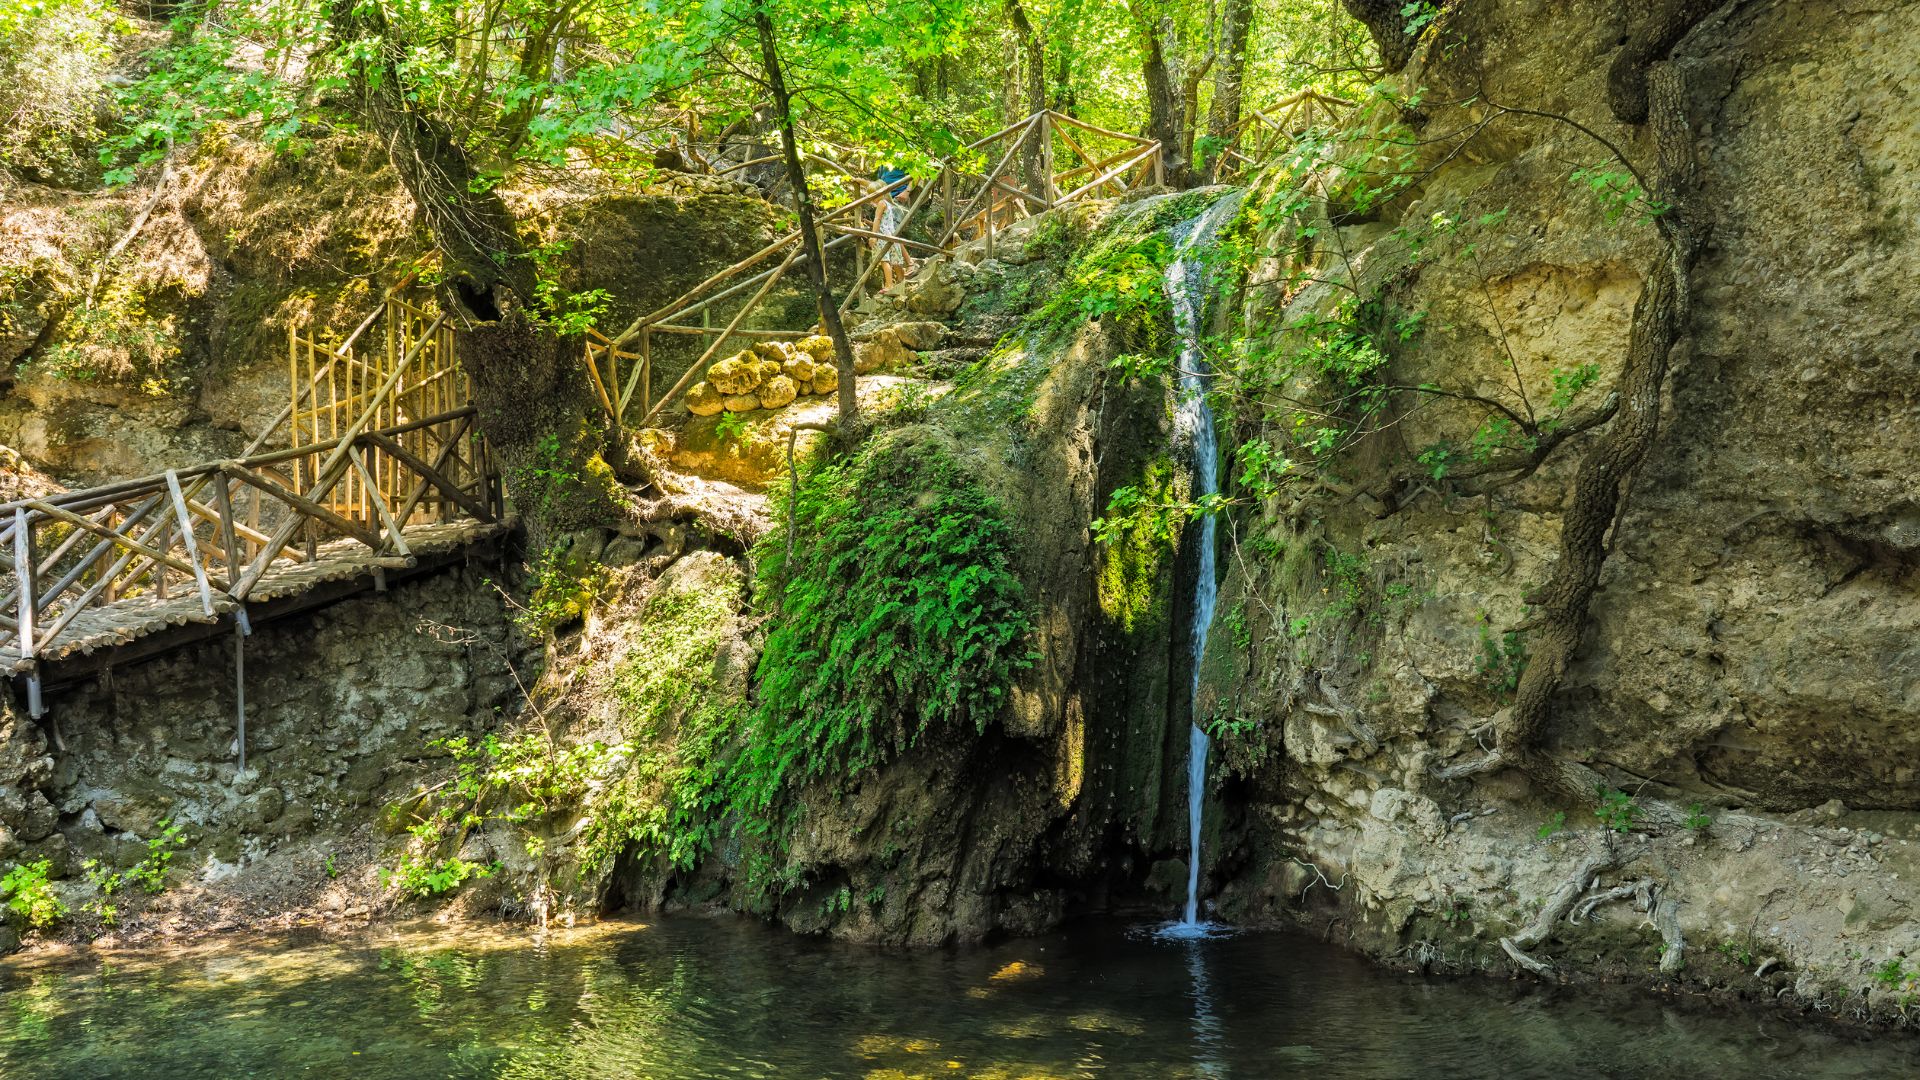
(1432, 749, 1503, 781)
(1509, 844, 1615, 951)
(1651, 894, 1686, 974)
(1501, 937, 1555, 976)
(1571, 877, 1653, 924)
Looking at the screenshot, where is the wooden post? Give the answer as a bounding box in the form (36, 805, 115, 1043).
(233, 619, 247, 774)
(165, 469, 217, 618)
(14, 507, 32, 665)
(1039, 112, 1058, 206)
(213, 473, 241, 592)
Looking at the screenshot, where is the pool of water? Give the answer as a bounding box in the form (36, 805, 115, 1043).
(3, 915, 1915, 1078)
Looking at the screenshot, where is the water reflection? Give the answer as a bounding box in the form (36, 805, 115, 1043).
(1, 916, 1915, 1079)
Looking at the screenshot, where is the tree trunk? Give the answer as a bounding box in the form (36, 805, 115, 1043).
(1005, 0, 1048, 192)
(1203, 0, 1254, 181)
(1340, 0, 1418, 73)
(1128, 3, 1190, 188)
(327, 0, 621, 551)
(753, 4, 859, 426)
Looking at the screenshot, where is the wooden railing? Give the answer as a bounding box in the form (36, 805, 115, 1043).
(1, 289, 500, 709)
(1212, 90, 1355, 179)
(593, 109, 1163, 427)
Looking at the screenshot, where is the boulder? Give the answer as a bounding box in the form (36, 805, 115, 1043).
(758, 375, 798, 409)
(904, 260, 967, 316)
(721, 392, 762, 413)
(811, 365, 839, 394)
(783, 356, 817, 383)
(685, 381, 726, 416)
(893, 321, 947, 350)
(796, 334, 836, 363)
(707, 353, 763, 395)
(752, 340, 795, 362)
(854, 338, 910, 374)
(755, 358, 785, 383)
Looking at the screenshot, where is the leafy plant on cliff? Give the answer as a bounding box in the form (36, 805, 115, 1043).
(1, 860, 65, 930)
(746, 436, 1035, 819)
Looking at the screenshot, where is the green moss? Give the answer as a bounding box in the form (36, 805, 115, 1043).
(1096, 455, 1185, 634)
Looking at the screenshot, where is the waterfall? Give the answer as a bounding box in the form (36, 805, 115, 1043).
(1163, 193, 1240, 936)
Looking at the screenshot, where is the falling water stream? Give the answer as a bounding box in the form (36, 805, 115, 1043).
(1164, 193, 1242, 937)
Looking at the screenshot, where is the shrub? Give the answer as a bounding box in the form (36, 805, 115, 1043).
(744, 435, 1035, 819)
(2, 859, 66, 930)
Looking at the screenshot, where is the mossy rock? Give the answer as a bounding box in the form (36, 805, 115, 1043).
(783, 356, 817, 383)
(722, 391, 762, 413)
(686, 381, 725, 416)
(752, 340, 795, 362)
(797, 335, 835, 363)
(811, 365, 839, 394)
(708, 354, 762, 395)
(759, 375, 798, 409)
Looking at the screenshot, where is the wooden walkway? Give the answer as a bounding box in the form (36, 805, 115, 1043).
(588, 99, 1353, 425)
(589, 109, 1167, 426)
(4, 290, 503, 751)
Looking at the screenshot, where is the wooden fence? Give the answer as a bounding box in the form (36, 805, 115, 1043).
(2, 290, 499, 722)
(591, 109, 1163, 427)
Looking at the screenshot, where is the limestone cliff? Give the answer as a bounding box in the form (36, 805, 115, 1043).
(1191, 0, 1920, 1020)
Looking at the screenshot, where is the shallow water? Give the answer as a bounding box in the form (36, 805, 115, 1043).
(3, 917, 1916, 1079)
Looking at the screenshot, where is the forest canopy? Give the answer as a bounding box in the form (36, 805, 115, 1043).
(1, 0, 1388, 193)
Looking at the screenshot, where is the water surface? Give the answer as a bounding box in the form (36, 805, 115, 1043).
(2, 916, 1914, 1079)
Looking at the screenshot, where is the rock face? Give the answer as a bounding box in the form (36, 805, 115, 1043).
(1182, 0, 1920, 1015)
(0, 564, 522, 943)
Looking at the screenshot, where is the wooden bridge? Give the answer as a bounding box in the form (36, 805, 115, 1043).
(588, 99, 1351, 425)
(588, 108, 1171, 425)
(4, 290, 502, 762)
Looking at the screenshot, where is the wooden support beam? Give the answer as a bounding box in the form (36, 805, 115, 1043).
(640, 248, 800, 428)
(221, 464, 380, 552)
(22, 499, 201, 580)
(360, 432, 494, 522)
(348, 447, 412, 559)
(165, 470, 218, 617)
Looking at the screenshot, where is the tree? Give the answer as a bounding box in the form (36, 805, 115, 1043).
(750, 2, 860, 423)
(1202, 0, 1255, 181)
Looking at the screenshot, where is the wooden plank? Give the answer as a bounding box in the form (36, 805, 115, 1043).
(22, 499, 201, 580)
(1059, 144, 1163, 204)
(213, 473, 242, 592)
(14, 507, 31, 661)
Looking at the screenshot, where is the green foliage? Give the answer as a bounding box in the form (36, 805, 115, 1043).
(712, 412, 750, 442)
(517, 540, 608, 635)
(1716, 939, 1755, 967)
(0, 0, 122, 183)
(1475, 614, 1527, 696)
(1040, 231, 1174, 348)
(322, 853, 339, 879)
(747, 436, 1034, 819)
(380, 855, 498, 899)
(128, 820, 187, 893)
(1536, 810, 1566, 839)
(1, 860, 65, 930)
(1593, 787, 1639, 834)
(1548, 363, 1602, 412)
(1569, 166, 1670, 225)
(1399, 2, 1440, 36)
(1874, 958, 1913, 988)
(527, 240, 612, 337)
(1684, 803, 1713, 831)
